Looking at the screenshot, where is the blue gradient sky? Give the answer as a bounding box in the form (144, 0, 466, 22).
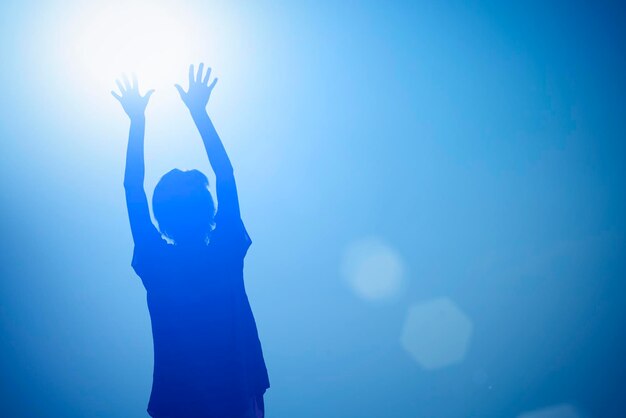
(1, 1, 625, 417)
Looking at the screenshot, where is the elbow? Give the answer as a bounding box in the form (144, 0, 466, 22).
(124, 180, 144, 191)
(215, 162, 235, 180)
(124, 169, 145, 190)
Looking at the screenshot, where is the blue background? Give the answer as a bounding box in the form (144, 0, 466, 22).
(1, 0, 624, 416)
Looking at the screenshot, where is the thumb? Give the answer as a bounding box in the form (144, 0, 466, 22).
(144, 89, 155, 100)
(174, 84, 186, 99)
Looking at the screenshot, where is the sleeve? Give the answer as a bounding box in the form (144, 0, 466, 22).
(130, 226, 167, 285)
(125, 184, 168, 284)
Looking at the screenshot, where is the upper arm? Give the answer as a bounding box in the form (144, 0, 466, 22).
(215, 171, 241, 221)
(124, 185, 162, 246)
(213, 172, 251, 256)
(126, 185, 167, 281)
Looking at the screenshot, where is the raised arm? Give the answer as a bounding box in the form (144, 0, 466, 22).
(112, 74, 160, 244)
(175, 64, 240, 219)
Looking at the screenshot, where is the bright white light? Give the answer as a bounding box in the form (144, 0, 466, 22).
(60, 1, 217, 91)
(341, 237, 405, 301)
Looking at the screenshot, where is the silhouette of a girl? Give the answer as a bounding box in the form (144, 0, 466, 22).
(112, 64, 269, 418)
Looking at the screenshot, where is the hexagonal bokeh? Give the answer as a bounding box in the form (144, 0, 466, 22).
(341, 237, 405, 301)
(400, 297, 473, 370)
(518, 404, 581, 418)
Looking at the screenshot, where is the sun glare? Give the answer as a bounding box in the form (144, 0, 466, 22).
(66, 1, 209, 91)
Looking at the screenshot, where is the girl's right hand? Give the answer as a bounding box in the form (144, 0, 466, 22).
(112, 74, 155, 120)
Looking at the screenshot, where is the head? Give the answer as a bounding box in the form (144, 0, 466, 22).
(152, 169, 215, 245)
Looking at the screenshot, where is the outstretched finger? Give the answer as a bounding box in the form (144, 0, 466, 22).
(188, 64, 194, 85)
(111, 90, 122, 102)
(132, 73, 138, 90)
(197, 63, 204, 83)
(115, 79, 125, 94)
(202, 67, 212, 85)
(144, 89, 155, 101)
(208, 77, 218, 90)
(122, 73, 131, 91)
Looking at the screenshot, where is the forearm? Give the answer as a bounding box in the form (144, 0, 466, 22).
(123, 116, 147, 188)
(122, 116, 156, 243)
(190, 109, 233, 178)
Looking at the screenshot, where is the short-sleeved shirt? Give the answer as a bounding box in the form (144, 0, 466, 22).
(132, 212, 270, 418)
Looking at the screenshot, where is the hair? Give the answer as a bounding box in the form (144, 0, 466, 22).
(152, 169, 216, 243)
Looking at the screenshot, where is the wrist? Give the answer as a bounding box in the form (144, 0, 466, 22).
(188, 106, 208, 119)
(130, 114, 146, 123)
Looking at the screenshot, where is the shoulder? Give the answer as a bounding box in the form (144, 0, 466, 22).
(211, 218, 252, 259)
